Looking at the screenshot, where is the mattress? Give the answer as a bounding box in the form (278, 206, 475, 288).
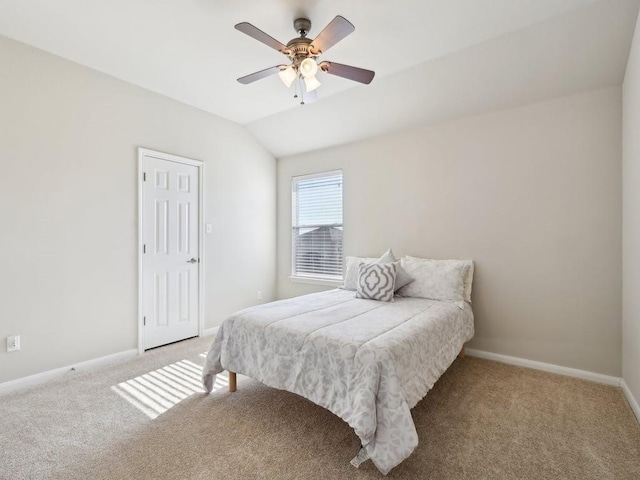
(202, 289, 474, 474)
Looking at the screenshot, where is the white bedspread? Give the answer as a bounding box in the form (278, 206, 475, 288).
(202, 289, 474, 474)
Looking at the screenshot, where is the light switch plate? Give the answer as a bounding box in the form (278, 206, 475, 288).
(7, 335, 20, 352)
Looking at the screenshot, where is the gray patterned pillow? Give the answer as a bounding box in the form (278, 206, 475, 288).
(342, 249, 410, 291)
(356, 262, 397, 302)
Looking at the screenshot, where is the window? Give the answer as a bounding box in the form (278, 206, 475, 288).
(291, 170, 343, 281)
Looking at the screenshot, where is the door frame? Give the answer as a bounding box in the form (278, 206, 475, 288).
(137, 147, 205, 354)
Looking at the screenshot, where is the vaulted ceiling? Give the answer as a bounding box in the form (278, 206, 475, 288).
(0, 0, 638, 157)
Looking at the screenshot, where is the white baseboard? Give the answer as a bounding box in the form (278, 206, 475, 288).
(620, 379, 640, 424)
(202, 327, 219, 337)
(0, 349, 138, 397)
(465, 348, 621, 386)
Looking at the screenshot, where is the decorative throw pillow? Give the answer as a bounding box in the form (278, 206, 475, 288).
(396, 257, 469, 308)
(356, 262, 397, 302)
(404, 256, 474, 302)
(376, 248, 396, 264)
(342, 249, 414, 292)
(374, 249, 416, 291)
(341, 249, 396, 291)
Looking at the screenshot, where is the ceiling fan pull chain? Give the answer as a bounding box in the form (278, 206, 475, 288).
(298, 76, 305, 105)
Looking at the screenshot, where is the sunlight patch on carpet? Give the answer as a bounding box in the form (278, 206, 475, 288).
(111, 359, 228, 419)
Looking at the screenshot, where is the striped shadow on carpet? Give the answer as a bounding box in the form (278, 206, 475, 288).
(110, 357, 229, 419)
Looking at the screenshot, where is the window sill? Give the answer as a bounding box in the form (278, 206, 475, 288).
(289, 275, 343, 287)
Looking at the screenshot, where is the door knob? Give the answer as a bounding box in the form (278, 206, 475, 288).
(187, 258, 198, 264)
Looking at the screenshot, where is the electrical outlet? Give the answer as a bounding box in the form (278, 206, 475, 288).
(257, 291, 262, 300)
(7, 335, 20, 352)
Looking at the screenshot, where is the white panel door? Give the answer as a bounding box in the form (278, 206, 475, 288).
(142, 154, 199, 350)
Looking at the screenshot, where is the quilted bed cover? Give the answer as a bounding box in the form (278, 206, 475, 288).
(202, 289, 474, 474)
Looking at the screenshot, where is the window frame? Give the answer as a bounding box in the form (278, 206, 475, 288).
(289, 169, 344, 286)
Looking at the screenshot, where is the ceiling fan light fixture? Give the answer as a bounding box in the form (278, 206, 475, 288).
(304, 75, 321, 92)
(278, 65, 297, 87)
(299, 58, 318, 78)
(235, 16, 375, 103)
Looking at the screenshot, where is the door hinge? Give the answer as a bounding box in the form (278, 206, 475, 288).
(143, 244, 146, 253)
(143, 316, 146, 326)
(143, 172, 147, 182)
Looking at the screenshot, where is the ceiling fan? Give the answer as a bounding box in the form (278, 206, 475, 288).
(235, 16, 375, 104)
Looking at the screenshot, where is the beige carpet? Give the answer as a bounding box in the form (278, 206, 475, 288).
(1, 336, 639, 480)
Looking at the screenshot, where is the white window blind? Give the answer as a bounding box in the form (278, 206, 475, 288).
(292, 170, 343, 280)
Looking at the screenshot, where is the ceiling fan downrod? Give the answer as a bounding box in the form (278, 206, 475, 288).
(294, 18, 311, 38)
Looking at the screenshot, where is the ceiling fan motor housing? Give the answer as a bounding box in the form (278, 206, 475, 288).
(286, 37, 314, 63)
(286, 18, 318, 66)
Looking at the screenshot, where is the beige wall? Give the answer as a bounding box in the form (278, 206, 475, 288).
(277, 87, 622, 376)
(623, 12, 640, 406)
(0, 35, 276, 384)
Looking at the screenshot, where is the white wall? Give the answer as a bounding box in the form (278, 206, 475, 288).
(623, 11, 640, 408)
(0, 35, 276, 384)
(277, 87, 622, 376)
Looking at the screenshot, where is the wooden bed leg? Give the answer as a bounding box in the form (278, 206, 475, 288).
(228, 371, 237, 392)
(458, 346, 466, 359)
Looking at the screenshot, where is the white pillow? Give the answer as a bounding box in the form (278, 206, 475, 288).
(404, 256, 474, 303)
(342, 256, 378, 291)
(396, 257, 469, 308)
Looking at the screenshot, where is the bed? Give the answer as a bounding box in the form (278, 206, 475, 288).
(202, 287, 474, 474)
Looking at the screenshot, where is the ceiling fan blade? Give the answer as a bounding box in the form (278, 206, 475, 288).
(310, 16, 354, 54)
(319, 61, 375, 84)
(237, 65, 283, 84)
(235, 22, 287, 53)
